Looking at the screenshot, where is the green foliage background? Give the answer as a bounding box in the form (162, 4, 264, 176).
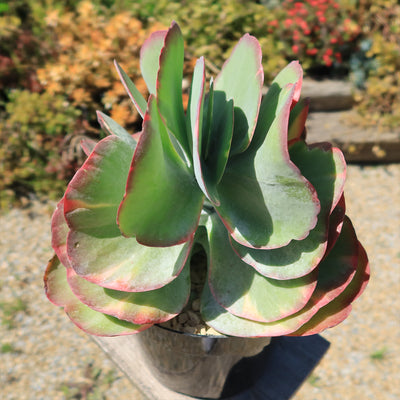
(0, 0, 399, 209)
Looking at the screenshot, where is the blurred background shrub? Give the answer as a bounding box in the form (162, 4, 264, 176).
(266, 0, 360, 74)
(36, 1, 166, 128)
(0, 0, 399, 209)
(0, 1, 168, 208)
(347, 0, 400, 130)
(0, 90, 82, 208)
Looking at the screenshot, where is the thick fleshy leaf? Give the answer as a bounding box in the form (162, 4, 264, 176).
(140, 30, 167, 95)
(201, 216, 360, 337)
(214, 34, 263, 155)
(80, 138, 97, 156)
(45, 255, 77, 307)
(67, 229, 193, 291)
(207, 215, 317, 323)
(290, 241, 370, 336)
(64, 135, 136, 237)
(44, 255, 149, 336)
(288, 98, 309, 144)
(67, 256, 190, 324)
(156, 22, 189, 156)
(251, 61, 303, 151)
(51, 197, 71, 268)
(232, 200, 345, 281)
(191, 59, 233, 205)
(118, 96, 204, 246)
(201, 281, 316, 337)
(291, 142, 346, 213)
(272, 61, 303, 103)
(190, 57, 207, 194)
(232, 141, 346, 279)
(305, 216, 359, 306)
(63, 130, 192, 292)
(216, 85, 320, 249)
(114, 61, 147, 117)
(201, 78, 214, 159)
(96, 111, 137, 145)
(326, 194, 346, 254)
(202, 93, 233, 203)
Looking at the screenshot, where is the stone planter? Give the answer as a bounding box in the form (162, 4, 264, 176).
(137, 325, 271, 399)
(92, 330, 330, 399)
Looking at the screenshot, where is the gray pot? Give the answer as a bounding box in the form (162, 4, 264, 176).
(137, 324, 271, 399)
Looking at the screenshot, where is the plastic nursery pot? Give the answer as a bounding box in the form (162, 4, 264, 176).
(137, 324, 271, 399)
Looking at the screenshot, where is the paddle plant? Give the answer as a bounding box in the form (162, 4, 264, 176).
(44, 22, 369, 337)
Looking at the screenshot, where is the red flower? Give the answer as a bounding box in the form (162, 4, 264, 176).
(293, 30, 301, 41)
(323, 57, 333, 67)
(284, 18, 293, 28)
(335, 52, 342, 63)
(269, 19, 279, 27)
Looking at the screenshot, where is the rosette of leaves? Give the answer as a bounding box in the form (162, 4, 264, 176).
(44, 22, 369, 337)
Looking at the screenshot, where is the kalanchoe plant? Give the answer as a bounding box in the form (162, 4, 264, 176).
(44, 22, 369, 337)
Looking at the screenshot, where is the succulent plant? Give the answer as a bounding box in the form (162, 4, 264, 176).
(44, 22, 369, 337)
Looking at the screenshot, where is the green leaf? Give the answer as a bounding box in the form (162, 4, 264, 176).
(44, 255, 149, 336)
(45, 255, 77, 307)
(203, 92, 233, 202)
(290, 142, 346, 214)
(207, 215, 317, 323)
(232, 201, 345, 281)
(96, 111, 137, 145)
(51, 198, 71, 268)
(202, 282, 308, 337)
(306, 216, 360, 306)
(80, 138, 97, 156)
(272, 61, 303, 103)
(114, 61, 147, 118)
(64, 135, 136, 237)
(201, 217, 362, 337)
(67, 255, 190, 324)
(326, 195, 346, 254)
(67, 229, 193, 291)
(118, 96, 204, 246)
(216, 85, 320, 249)
(63, 125, 195, 291)
(288, 98, 309, 144)
(201, 78, 214, 160)
(214, 34, 263, 155)
(190, 58, 233, 205)
(251, 61, 303, 151)
(139, 30, 167, 95)
(156, 22, 189, 156)
(232, 141, 345, 279)
(190, 57, 207, 194)
(290, 240, 370, 336)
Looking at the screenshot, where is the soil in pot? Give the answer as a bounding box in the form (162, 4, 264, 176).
(159, 247, 221, 336)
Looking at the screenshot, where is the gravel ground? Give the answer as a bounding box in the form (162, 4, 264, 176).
(0, 164, 399, 400)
